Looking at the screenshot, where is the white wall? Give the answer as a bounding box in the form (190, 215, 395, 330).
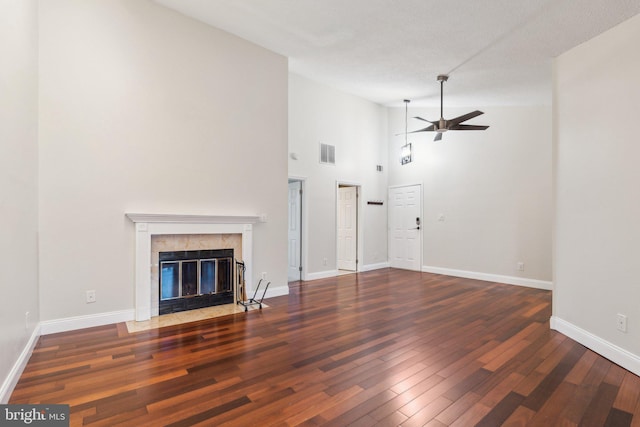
(553, 13, 640, 374)
(38, 0, 288, 322)
(0, 0, 39, 402)
(388, 105, 552, 284)
(288, 74, 388, 277)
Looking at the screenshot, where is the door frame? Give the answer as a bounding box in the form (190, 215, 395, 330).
(288, 176, 308, 281)
(336, 181, 363, 273)
(388, 183, 423, 271)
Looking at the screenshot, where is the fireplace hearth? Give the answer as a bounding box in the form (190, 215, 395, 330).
(159, 248, 234, 315)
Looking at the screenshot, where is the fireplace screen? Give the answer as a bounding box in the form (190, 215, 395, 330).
(159, 249, 234, 314)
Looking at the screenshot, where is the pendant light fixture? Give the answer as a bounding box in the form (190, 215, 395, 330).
(401, 99, 412, 165)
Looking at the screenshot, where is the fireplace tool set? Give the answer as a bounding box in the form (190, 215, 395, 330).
(236, 260, 270, 312)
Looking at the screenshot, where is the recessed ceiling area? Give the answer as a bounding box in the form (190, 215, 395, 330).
(153, 0, 640, 107)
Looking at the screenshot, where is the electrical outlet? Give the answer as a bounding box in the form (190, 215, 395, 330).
(261, 272, 267, 280)
(25, 311, 30, 330)
(323, 258, 328, 266)
(86, 290, 96, 303)
(517, 262, 525, 272)
(616, 313, 628, 332)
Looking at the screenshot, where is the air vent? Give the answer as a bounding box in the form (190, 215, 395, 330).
(320, 143, 335, 165)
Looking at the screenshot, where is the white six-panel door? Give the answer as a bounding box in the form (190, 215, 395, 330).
(288, 180, 302, 281)
(388, 184, 422, 271)
(337, 186, 357, 271)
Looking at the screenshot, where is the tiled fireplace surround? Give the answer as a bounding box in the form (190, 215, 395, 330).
(126, 214, 260, 321)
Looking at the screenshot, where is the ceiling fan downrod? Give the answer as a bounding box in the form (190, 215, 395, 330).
(437, 75, 449, 132)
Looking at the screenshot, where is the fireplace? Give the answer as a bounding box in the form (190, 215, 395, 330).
(126, 213, 259, 322)
(158, 248, 234, 315)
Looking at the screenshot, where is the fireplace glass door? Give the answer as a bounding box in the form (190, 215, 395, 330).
(216, 258, 232, 293)
(160, 262, 180, 300)
(181, 261, 198, 296)
(200, 260, 215, 295)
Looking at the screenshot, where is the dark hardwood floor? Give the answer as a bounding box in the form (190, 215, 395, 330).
(10, 269, 640, 426)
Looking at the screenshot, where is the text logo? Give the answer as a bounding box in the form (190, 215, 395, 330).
(1, 405, 69, 426)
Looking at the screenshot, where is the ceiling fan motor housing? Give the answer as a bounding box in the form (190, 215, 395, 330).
(438, 118, 447, 132)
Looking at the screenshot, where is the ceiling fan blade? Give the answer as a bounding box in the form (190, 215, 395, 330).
(447, 110, 484, 127)
(434, 133, 443, 142)
(408, 124, 436, 133)
(413, 116, 438, 124)
(449, 124, 489, 131)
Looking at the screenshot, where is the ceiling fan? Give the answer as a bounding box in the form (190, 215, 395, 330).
(411, 75, 489, 141)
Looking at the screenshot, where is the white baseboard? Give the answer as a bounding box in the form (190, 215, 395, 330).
(0, 324, 41, 404)
(361, 262, 390, 272)
(304, 264, 390, 281)
(40, 309, 135, 335)
(422, 265, 553, 290)
(262, 285, 289, 299)
(551, 316, 640, 377)
(305, 270, 339, 281)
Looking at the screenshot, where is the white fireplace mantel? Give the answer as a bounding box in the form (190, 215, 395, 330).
(125, 213, 265, 224)
(126, 213, 260, 321)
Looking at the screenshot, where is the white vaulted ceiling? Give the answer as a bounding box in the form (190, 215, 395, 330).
(153, 0, 640, 107)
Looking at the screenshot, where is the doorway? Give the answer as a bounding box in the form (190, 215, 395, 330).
(337, 184, 360, 274)
(288, 179, 303, 282)
(388, 184, 422, 271)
